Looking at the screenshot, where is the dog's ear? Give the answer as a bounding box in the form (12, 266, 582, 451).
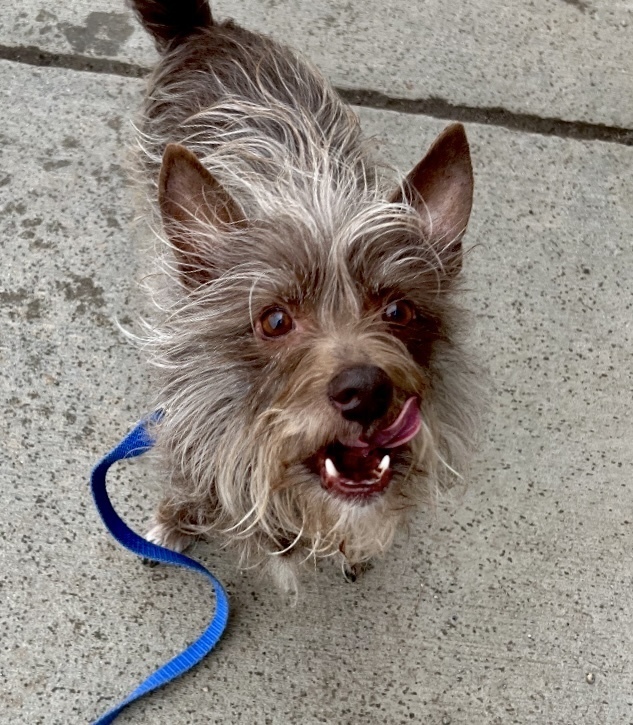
(390, 123, 473, 277)
(158, 143, 244, 286)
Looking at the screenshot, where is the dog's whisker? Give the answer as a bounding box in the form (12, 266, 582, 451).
(268, 527, 305, 557)
(222, 502, 259, 534)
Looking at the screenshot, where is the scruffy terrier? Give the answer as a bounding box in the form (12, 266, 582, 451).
(128, 0, 478, 592)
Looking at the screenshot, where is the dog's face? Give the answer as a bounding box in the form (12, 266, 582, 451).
(154, 124, 474, 561)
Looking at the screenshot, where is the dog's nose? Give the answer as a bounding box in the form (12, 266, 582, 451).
(328, 365, 393, 426)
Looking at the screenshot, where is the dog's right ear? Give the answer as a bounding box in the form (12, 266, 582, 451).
(158, 143, 244, 286)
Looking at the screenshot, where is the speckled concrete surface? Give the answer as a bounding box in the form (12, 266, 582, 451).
(2, 1, 633, 128)
(2, 51, 633, 724)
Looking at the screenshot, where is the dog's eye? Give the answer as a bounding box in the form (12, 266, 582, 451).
(382, 300, 416, 326)
(259, 307, 294, 338)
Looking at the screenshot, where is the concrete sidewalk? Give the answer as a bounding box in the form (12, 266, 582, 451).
(1, 3, 633, 724)
(2, 0, 633, 127)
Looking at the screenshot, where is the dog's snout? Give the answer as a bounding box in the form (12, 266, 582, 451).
(328, 365, 393, 425)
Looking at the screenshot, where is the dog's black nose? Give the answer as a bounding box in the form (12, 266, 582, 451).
(328, 365, 393, 425)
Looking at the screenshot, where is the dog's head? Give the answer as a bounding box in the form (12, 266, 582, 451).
(151, 123, 476, 561)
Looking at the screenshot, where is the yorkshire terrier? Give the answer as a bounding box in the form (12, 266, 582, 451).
(128, 0, 478, 592)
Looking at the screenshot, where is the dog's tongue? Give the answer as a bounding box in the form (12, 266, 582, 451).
(369, 397, 422, 449)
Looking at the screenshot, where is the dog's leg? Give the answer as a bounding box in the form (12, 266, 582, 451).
(266, 556, 299, 602)
(258, 538, 305, 602)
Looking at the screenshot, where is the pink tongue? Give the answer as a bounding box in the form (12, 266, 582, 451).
(369, 397, 421, 448)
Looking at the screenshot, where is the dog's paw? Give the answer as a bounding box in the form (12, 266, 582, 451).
(342, 560, 372, 583)
(343, 561, 358, 583)
(266, 556, 299, 604)
(142, 522, 193, 566)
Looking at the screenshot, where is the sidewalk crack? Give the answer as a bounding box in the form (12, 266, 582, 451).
(1, 44, 631, 147)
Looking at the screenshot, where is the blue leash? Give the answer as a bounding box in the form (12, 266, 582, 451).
(89, 412, 230, 724)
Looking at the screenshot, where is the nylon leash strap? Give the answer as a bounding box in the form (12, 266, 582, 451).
(89, 413, 230, 724)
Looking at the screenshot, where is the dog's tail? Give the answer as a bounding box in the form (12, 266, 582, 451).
(128, 0, 213, 51)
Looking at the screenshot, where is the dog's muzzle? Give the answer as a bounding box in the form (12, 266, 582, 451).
(313, 397, 422, 501)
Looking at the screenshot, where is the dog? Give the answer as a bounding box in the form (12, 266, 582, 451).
(127, 0, 478, 593)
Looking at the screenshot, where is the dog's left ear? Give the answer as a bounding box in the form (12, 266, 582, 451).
(390, 123, 473, 277)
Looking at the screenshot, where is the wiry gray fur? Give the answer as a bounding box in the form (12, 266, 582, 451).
(128, 1, 480, 593)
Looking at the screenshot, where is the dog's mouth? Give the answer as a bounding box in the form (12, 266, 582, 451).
(311, 398, 422, 501)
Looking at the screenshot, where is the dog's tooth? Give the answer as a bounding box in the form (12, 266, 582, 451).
(325, 458, 338, 478)
(378, 455, 390, 474)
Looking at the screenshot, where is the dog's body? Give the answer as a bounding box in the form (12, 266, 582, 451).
(129, 0, 478, 591)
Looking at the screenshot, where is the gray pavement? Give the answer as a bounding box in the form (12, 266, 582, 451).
(1, 3, 633, 725)
(2, 1, 633, 128)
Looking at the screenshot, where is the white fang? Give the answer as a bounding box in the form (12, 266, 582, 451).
(325, 458, 338, 478)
